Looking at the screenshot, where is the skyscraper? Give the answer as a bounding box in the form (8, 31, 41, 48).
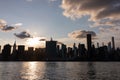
(108, 42, 112, 52)
(0, 45, 1, 53)
(97, 42, 99, 48)
(18, 45, 25, 53)
(2, 44, 11, 60)
(28, 47, 34, 52)
(2, 44, 11, 56)
(12, 41, 16, 54)
(73, 43, 77, 57)
(61, 44, 67, 58)
(87, 34, 92, 52)
(87, 34, 92, 60)
(46, 39, 57, 60)
(112, 37, 115, 50)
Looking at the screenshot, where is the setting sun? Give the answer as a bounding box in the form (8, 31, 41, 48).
(26, 37, 45, 48)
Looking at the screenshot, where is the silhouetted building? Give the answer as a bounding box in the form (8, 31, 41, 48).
(57, 45, 60, 56)
(17, 45, 25, 60)
(0, 45, 1, 53)
(87, 34, 92, 59)
(2, 44, 11, 60)
(108, 42, 112, 52)
(80, 44, 86, 54)
(73, 43, 77, 58)
(78, 43, 81, 56)
(61, 44, 67, 58)
(67, 47, 73, 58)
(112, 37, 115, 50)
(97, 42, 99, 48)
(46, 38, 57, 60)
(87, 34, 92, 51)
(12, 41, 16, 54)
(28, 47, 34, 52)
(18, 45, 25, 53)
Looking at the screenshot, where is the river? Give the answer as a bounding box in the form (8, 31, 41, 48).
(0, 62, 120, 80)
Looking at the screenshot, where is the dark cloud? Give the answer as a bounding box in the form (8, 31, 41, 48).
(1, 25, 18, 32)
(14, 31, 32, 39)
(39, 38, 46, 41)
(68, 30, 96, 40)
(0, 19, 22, 31)
(61, 0, 120, 27)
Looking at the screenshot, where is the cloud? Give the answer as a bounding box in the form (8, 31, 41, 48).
(14, 23, 23, 27)
(1, 25, 18, 31)
(0, 19, 22, 32)
(0, 19, 7, 29)
(61, 0, 120, 27)
(14, 31, 32, 39)
(68, 30, 96, 40)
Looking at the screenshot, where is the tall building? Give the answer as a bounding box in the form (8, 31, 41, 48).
(12, 41, 16, 54)
(18, 45, 25, 53)
(97, 42, 99, 48)
(73, 43, 77, 57)
(87, 34, 92, 53)
(87, 34, 92, 60)
(2, 44, 11, 60)
(17, 45, 25, 60)
(61, 44, 67, 58)
(108, 42, 112, 52)
(2, 44, 11, 56)
(112, 37, 115, 50)
(0, 45, 1, 53)
(46, 39, 57, 60)
(28, 47, 34, 52)
(79, 44, 86, 56)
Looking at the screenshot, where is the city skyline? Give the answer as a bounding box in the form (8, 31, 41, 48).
(0, 0, 120, 48)
(0, 34, 119, 61)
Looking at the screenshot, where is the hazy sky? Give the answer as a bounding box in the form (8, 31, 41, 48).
(0, 0, 120, 48)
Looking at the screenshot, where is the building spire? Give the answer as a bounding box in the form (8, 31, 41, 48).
(14, 40, 16, 46)
(13, 40, 16, 53)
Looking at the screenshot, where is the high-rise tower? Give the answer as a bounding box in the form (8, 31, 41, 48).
(112, 37, 115, 50)
(46, 38, 57, 60)
(87, 34, 92, 52)
(12, 41, 16, 53)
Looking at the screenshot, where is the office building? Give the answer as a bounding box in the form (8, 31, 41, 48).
(87, 34, 92, 53)
(46, 38, 57, 60)
(2, 44, 11, 60)
(112, 37, 115, 50)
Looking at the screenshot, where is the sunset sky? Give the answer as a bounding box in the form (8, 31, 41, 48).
(0, 0, 120, 48)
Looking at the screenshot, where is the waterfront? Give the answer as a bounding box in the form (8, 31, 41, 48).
(0, 62, 120, 80)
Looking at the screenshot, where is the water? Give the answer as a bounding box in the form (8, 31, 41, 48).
(0, 62, 120, 80)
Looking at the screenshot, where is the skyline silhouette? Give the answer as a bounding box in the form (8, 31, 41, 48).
(0, 34, 120, 61)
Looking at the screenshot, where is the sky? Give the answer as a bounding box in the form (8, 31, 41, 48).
(0, 0, 120, 48)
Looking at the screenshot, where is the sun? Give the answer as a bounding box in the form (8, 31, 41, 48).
(26, 37, 45, 48)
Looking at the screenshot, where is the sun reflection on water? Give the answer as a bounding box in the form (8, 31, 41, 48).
(21, 62, 46, 80)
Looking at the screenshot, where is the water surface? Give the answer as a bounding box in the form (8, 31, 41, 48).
(0, 62, 120, 80)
